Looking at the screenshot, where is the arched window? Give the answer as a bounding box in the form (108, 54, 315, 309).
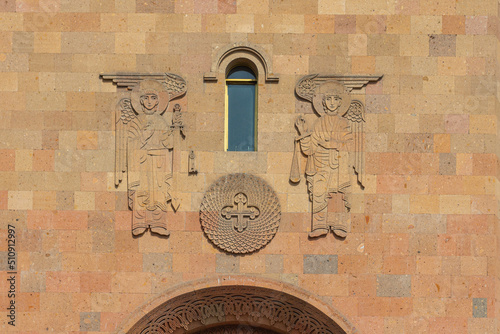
(225, 66, 257, 151)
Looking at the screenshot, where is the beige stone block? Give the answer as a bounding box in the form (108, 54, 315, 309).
(26, 92, 66, 111)
(0, 13, 23, 31)
(103, 54, 136, 72)
(111, 272, 151, 293)
(128, 13, 155, 32)
(410, 195, 440, 214)
(74, 191, 95, 211)
(286, 193, 309, 212)
(38, 72, 56, 92)
(423, 76, 454, 95)
(239, 254, 266, 273)
(155, 14, 183, 32)
(400, 35, 428, 56)
(282, 14, 305, 33)
(115, 0, 136, 12)
(226, 14, 254, 33)
(90, 292, 121, 312)
(237, 0, 269, 14)
(267, 152, 293, 174)
(439, 195, 471, 214)
(100, 13, 128, 32)
(8, 191, 33, 210)
(413, 298, 446, 317)
(456, 35, 474, 57)
(411, 16, 442, 35)
(411, 57, 437, 75)
(318, 0, 345, 14)
(419, 0, 456, 15)
(470, 0, 497, 15)
(137, 230, 170, 253)
(145, 32, 170, 54)
(392, 194, 410, 214)
(34, 32, 61, 53)
(183, 14, 202, 32)
(348, 34, 367, 56)
(273, 55, 308, 75)
(15, 150, 33, 171)
(0, 31, 12, 52)
(395, 114, 419, 133)
(460, 256, 487, 276)
(115, 32, 145, 54)
(386, 15, 411, 34)
(438, 57, 466, 76)
(469, 115, 496, 134)
(202, 14, 226, 32)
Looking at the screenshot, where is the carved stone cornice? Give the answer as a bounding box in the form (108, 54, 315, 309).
(296, 74, 383, 101)
(100, 72, 187, 100)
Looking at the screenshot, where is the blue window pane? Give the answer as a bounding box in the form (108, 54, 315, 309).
(227, 84, 255, 151)
(227, 66, 256, 80)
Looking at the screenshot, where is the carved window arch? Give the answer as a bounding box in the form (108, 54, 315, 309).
(204, 43, 279, 152)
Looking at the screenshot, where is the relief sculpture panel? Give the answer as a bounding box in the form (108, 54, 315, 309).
(200, 174, 280, 254)
(110, 75, 187, 236)
(291, 75, 381, 238)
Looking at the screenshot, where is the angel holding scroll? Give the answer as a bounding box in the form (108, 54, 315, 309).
(290, 80, 365, 238)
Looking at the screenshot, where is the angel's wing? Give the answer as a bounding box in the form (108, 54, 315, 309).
(343, 100, 365, 187)
(115, 98, 136, 186)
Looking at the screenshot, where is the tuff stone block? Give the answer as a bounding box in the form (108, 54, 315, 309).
(376, 274, 411, 297)
(303, 255, 338, 274)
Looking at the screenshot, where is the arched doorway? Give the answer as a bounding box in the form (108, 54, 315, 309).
(192, 324, 279, 333)
(125, 283, 351, 334)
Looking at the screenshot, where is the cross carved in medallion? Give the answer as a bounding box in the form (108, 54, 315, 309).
(221, 193, 260, 233)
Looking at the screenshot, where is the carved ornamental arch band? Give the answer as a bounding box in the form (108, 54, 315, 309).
(126, 285, 349, 334)
(204, 42, 279, 83)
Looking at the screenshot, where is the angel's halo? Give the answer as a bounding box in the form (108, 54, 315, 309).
(131, 80, 171, 116)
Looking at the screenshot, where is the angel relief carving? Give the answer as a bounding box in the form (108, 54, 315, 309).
(115, 78, 186, 236)
(291, 78, 368, 239)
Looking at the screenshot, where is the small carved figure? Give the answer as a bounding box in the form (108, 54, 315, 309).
(115, 79, 185, 236)
(188, 150, 197, 173)
(291, 80, 365, 238)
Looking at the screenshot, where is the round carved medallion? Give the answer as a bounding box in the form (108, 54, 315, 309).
(200, 173, 281, 254)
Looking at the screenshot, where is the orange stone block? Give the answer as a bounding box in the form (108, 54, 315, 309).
(412, 275, 451, 298)
(80, 272, 112, 293)
(53, 210, 88, 230)
(17, 292, 40, 312)
(45, 271, 80, 292)
(428, 317, 467, 334)
(383, 255, 415, 275)
(0, 149, 15, 171)
(472, 153, 496, 176)
(358, 297, 412, 316)
(32, 149, 54, 171)
(349, 274, 376, 297)
(442, 15, 466, 34)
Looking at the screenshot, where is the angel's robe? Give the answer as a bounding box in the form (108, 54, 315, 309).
(297, 114, 353, 230)
(127, 113, 173, 232)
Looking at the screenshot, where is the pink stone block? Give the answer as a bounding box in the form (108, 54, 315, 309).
(445, 115, 469, 133)
(465, 16, 488, 35)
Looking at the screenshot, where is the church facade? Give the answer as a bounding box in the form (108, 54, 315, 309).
(0, 0, 499, 333)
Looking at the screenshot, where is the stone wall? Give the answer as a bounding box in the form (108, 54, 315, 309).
(0, 0, 498, 333)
